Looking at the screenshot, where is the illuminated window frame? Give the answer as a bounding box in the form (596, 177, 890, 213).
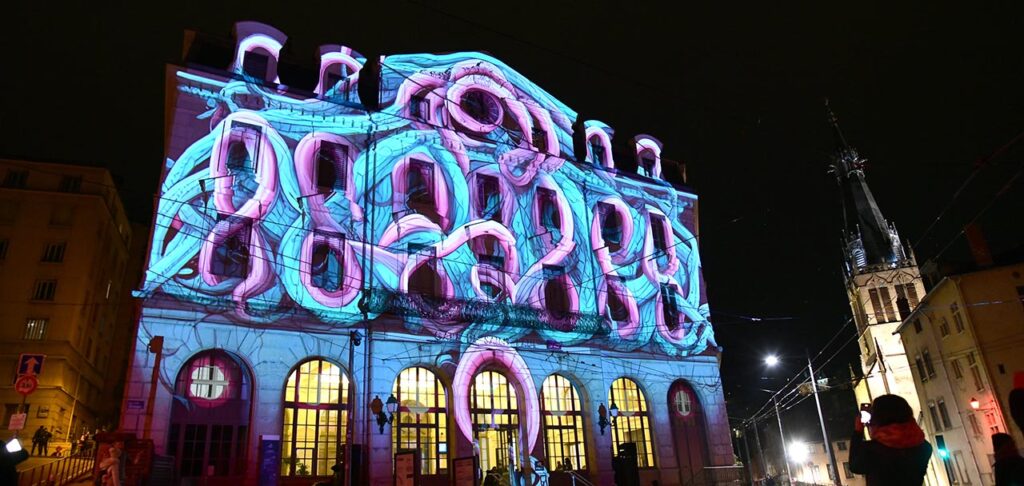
(190, 364, 228, 400)
(281, 359, 349, 477)
(471, 370, 520, 473)
(541, 375, 587, 472)
(609, 377, 655, 468)
(392, 367, 448, 475)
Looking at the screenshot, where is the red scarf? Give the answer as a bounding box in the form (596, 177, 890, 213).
(869, 421, 926, 449)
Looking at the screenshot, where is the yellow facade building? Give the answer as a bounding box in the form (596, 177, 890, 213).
(0, 159, 133, 446)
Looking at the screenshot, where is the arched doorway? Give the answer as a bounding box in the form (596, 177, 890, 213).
(392, 366, 449, 476)
(280, 358, 350, 479)
(168, 349, 252, 480)
(668, 380, 709, 485)
(471, 370, 520, 475)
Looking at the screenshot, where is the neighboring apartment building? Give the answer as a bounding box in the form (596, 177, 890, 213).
(896, 261, 1024, 486)
(118, 21, 737, 486)
(0, 159, 133, 444)
(790, 439, 864, 486)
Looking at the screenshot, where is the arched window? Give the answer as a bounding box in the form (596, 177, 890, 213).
(392, 367, 448, 475)
(609, 378, 655, 468)
(281, 359, 349, 478)
(168, 350, 251, 479)
(471, 371, 519, 472)
(541, 375, 587, 472)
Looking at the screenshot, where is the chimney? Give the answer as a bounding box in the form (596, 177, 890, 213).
(964, 222, 994, 268)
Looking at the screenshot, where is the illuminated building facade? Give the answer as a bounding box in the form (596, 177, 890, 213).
(120, 22, 736, 485)
(0, 159, 133, 446)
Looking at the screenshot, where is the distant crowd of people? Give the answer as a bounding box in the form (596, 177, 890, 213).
(28, 426, 101, 457)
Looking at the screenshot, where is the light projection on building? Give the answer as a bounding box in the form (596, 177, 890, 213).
(131, 22, 732, 481)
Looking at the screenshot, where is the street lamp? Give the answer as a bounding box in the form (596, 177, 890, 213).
(788, 440, 810, 463)
(609, 402, 619, 426)
(764, 355, 780, 367)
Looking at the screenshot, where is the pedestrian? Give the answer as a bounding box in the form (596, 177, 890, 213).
(1, 438, 30, 485)
(40, 426, 52, 456)
(849, 394, 932, 485)
(31, 426, 46, 455)
(993, 433, 1024, 486)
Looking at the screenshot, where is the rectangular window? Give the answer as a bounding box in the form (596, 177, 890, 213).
(316, 141, 347, 193)
(985, 412, 1000, 434)
(32, 280, 58, 301)
(59, 176, 82, 193)
(24, 318, 48, 340)
(951, 303, 965, 333)
(531, 128, 547, 153)
(598, 203, 623, 251)
(3, 169, 28, 188)
(409, 94, 427, 120)
(968, 352, 984, 391)
(895, 284, 912, 317)
(929, 402, 942, 431)
(650, 215, 667, 253)
(916, 355, 929, 382)
(843, 462, 854, 479)
(879, 286, 896, 322)
(951, 359, 963, 379)
(406, 159, 435, 216)
(836, 440, 847, 451)
(939, 318, 951, 337)
(211, 215, 251, 278)
(953, 451, 972, 484)
(227, 121, 262, 173)
(41, 242, 66, 263)
(0, 238, 8, 260)
(868, 288, 885, 324)
(242, 52, 270, 81)
(0, 200, 17, 225)
(661, 283, 679, 330)
(49, 204, 74, 226)
(476, 174, 500, 222)
(968, 414, 982, 436)
(938, 399, 953, 429)
(923, 349, 937, 378)
(537, 187, 560, 231)
(311, 231, 344, 292)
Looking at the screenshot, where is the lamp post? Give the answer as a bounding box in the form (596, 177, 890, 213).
(772, 395, 793, 485)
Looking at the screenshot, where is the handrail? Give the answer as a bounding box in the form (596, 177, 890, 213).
(563, 470, 597, 486)
(18, 452, 95, 486)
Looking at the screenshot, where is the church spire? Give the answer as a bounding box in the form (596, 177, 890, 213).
(826, 101, 906, 273)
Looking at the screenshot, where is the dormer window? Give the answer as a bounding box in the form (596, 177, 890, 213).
(316, 141, 347, 194)
(242, 51, 270, 81)
(213, 215, 251, 278)
(598, 203, 622, 252)
(226, 121, 261, 173)
(537, 188, 560, 232)
(589, 138, 606, 166)
(639, 154, 656, 177)
(661, 283, 679, 330)
(476, 174, 501, 222)
(324, 63, 349, 92)
(311, 231, 344, 291)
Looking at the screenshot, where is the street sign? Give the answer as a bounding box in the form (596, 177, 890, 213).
(14, 375, 38, 396)
(126, 400, 145, 411)
(7, 413, 26, 431)
(17, 354, 45, 376)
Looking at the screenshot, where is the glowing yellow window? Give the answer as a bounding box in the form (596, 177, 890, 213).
(392, 367, 448, 475)
(281, 359, 349, 477)
(541, 375, 587, 472)
(609, 377, 655, 468)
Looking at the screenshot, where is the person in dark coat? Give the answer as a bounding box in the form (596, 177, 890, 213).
(849, 394, 932, 486)
(0, 438, 30, 485)
(993, 433, 1024, 486)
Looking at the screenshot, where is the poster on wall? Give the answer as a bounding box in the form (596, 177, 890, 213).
(258, 435, 281, 486)
(394, 449, 420, 486)
(453, 456, 479, 486)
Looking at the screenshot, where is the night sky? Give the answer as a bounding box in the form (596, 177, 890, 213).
(5, 1, 1023, 437)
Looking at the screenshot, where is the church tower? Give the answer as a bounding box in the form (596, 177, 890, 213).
(827, 104, 927, 415)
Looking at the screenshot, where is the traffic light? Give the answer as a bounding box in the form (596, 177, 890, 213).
(935, 435, 949, 459)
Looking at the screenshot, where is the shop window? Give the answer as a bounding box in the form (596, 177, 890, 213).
(316, 142, 347, 193)
(471, 371, 519, 473)
(609, 378, 655, 468)
(311, 231, 344, 292)
(541, 375, 587, 472)
(476, 174, 501, 222)
(392, 367, 448, 475)
(212, 216, 251, 279)
(281, 359, 349, 477)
